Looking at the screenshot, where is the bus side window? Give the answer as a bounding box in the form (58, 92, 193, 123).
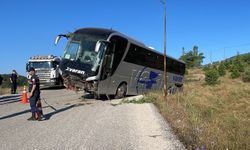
(109, 36, 128, 75)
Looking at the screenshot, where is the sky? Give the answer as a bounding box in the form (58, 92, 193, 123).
(1, 0, 250, 76)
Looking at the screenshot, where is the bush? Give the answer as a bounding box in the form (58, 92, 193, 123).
(242, 70, 250, 82)
(202, 64, 212, 72)
(231, 66, 240, 79)
(237, 62, 245, 72)
(224, 60, 232, 70)
(205, 69, 219, 85)
(233, 54, 245, 72)
(218, 63, 226, 76)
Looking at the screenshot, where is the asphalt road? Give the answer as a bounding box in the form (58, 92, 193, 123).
(0, 89, 185, 150)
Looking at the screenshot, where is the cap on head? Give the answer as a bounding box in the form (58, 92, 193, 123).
(28, 67, 35, 72)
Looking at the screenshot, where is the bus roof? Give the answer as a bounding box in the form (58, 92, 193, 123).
(74, 28, 185, 65)
(75, 28, 115, 38)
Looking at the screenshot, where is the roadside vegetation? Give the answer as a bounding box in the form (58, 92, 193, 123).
(202, 52, 250, 84)
(112, 49, 250, 149)
(147, 68, 250, 149)
(0, 74, 27, 95)
(144, 50, 250, 149)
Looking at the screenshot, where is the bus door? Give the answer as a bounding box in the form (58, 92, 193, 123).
(98, 36, 128, 95)
(98, 42, 115, 94)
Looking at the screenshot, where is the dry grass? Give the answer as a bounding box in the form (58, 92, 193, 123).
(0, 86, 23, 95)
(0, 87, 10, 95)
(147, 69, 250, 150)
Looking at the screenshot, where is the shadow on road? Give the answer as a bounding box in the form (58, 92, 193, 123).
(0, 103, 86, 121)
(41, 86, 65, 91)
(0, 106, 49, 121)
(81, 93, 109, 101)
(44, 103, 86, 120)
(0, 96, 22, 105)
(0, 109, 30, 121)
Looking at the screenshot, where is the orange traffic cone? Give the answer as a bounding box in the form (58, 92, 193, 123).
(21, 86, 28, 104)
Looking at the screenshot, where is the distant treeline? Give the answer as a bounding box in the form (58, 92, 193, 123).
(204, 52, 250, 67)
(179, 46, 250, 84)
(203, 52, 250, 84)
(0, 74, 28, 88)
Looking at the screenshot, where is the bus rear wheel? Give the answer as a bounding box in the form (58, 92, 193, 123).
(115, 83, 127, 99)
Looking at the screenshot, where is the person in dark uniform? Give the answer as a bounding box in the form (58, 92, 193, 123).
(0, 75, 3, 86)
(27, 67, 42, 121)
(9, 70, 18, 94)
(0, 75, 3, 94)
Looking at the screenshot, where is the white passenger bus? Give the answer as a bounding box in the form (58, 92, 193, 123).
(55, 28, 185, 99)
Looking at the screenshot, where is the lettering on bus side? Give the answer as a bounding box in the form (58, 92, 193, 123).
(66, 67, 85, 75)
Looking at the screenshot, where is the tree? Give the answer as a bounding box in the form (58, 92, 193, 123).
(224, 60, 232, 70)
(179, 45, 205, 68)
(242, 53, 250, 64)
(242, 70, 250, 82)
(218, 63, 226, 76)
(205, 69, 219, 85)
(202, 64, 212, 72)
(231, 65, 240, 79)
(234, 52, 245, 72)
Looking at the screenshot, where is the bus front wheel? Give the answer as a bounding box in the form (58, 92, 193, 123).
(115, 83, 127, 99)
(93, 93, 101, 100)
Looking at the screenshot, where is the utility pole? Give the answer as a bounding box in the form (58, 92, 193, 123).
(161, 0, 167, 100)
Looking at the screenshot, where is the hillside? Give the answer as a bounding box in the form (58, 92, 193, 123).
(225, 52, 250, 62)
(150, 52, 250, 149)
(148, 69, 250, 149)
(204, 52, 250, 67)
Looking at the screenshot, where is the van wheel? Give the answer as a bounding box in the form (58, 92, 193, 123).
(115, 83, 127, 99)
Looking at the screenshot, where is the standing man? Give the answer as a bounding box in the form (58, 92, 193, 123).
(0, 75, 3, 86)
(9, 70, 19, 94)
(0, 75, 3, 94)
(27, 67, 42, 121)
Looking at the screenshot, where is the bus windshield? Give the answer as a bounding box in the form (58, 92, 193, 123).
(30, 61, 56, 69)
(63, 33, 107, 69)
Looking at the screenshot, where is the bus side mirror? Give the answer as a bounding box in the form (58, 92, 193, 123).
(54, 34, 68, 46)
(95, 40, 112, 53)
(54, 35, 62, 46)
(95, 41, 102, 53)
